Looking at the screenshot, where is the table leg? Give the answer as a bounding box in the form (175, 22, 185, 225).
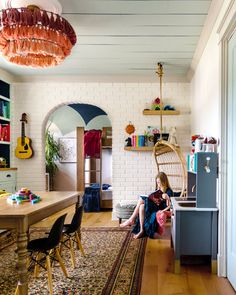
(76, 195, 82, 239)
(16, 231, 29, 295)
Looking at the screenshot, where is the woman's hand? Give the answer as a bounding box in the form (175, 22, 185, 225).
(162, 193, 171, 211)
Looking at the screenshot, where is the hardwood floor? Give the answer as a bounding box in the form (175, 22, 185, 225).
(33, 208, 236, 295)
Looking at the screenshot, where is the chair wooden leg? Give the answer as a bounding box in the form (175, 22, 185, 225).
(69, 237, 76, 268)
(46, 255, 53, 295)
(55, 248, 68, 277)
(59, 237, 63, 254)
(75, 232, 85, 256)
(33, 253, 41, 278)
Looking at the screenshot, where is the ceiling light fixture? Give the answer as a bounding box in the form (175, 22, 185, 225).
(0, 0, 77, 68)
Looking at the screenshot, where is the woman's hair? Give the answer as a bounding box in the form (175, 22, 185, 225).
(156, 172, 171, 192)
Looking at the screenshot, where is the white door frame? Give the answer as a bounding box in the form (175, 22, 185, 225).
(217, 0, 236, 276)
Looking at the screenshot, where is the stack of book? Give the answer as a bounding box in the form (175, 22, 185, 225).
(0, 124, 10, 141)
(0, 101, 10, 119)
(131, 135, 145, 147)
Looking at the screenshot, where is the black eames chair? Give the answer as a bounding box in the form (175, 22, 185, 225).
(61, 206, 85, 268)
(27, 214, 68, 295)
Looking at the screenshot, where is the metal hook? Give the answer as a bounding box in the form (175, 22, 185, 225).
(204, 156, 211, 173)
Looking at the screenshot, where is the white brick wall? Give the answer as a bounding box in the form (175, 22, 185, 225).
(11, 82, 190, 218)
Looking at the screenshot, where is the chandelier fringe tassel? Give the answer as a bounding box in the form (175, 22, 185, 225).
(0, 7, 77, 67)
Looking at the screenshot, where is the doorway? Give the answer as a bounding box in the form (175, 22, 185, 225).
(45, 103, 112, 198)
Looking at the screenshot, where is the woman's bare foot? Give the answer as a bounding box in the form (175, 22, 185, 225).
(133, 231, 145, 239)
(120, 219, 134, 228)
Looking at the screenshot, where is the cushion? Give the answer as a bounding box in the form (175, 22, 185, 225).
(116, 201, 137, 219)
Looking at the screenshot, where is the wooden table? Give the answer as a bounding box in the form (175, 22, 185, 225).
(0, 191, 83, 295)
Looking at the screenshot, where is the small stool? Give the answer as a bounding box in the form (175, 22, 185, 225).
(116, 201, 137, 224)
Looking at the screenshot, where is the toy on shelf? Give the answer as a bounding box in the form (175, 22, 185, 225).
(151, 97, 161, 110)
(7, 188, 41, 204)
(191, 135, 218, 153)
(164, 105, 175, 111)
(125, 122, 135, 147)
(0, 157, 7, 168)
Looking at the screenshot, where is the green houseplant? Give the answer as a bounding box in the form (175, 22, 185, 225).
(45, 127, 61, 190)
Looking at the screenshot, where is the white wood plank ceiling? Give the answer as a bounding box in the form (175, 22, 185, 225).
(0, 0, 212, 79)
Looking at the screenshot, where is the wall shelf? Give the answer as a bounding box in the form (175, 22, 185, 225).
(143, 110, 180, 115)
(0, 141, 10, 145)
(124, 146, 153, 151)
(0, 116, 10, 122)
(0, 95, 10, 102)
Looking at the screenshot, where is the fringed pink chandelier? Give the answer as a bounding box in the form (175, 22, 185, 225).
(0, 0, 77, 68)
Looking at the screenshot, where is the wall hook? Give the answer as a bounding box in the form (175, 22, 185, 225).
(204, 156, 211, 173)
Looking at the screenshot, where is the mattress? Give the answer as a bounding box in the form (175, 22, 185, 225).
(102, 188, 113, 200)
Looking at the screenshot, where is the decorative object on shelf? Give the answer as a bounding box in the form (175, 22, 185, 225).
(191, 135, 218, 154)
(0, 157, 7, 168)
(151, 97, 161, 110)
(125, 137, 132, 147)
(7, 187, 41, 204)
(0, 123, 10, 142)
(125, 122, 135, 135)
(125, 122, 135, 147)
(168, 126, 177, 145)
(0, 0, 77, 68)
(164, 105, 175, 111)
(15, 113, 33, 159)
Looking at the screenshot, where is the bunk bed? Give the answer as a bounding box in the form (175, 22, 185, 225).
(77, 127, 113, 211)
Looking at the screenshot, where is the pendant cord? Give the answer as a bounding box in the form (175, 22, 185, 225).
(156, 62, 163, 140)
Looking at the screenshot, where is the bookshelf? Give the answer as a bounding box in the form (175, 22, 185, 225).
(0, 80, 11, 167)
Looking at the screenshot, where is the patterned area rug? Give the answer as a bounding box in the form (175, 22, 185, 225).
(0, 227, 147, 295)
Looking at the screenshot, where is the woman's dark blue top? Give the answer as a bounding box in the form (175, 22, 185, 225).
(132, 188, 173, 238)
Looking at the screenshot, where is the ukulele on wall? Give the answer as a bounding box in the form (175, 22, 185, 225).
(15, 113, 33, 159)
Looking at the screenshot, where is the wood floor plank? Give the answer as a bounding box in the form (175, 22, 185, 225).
(32, 210, 236, 295)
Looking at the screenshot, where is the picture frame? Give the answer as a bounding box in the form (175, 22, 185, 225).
(59, 137, 77, 163)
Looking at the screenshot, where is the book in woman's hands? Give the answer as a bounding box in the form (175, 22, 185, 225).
(148, 189, 163, 205)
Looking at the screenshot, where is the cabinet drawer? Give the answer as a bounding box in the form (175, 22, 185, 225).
(0, 182, 16, 193)
(0, 171, 16, 182)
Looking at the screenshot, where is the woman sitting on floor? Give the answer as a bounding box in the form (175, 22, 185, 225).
(120, 172, 173, 239)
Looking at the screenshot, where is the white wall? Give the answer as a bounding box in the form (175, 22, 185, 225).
(190, 0, 231, 139)
(11, 82, 190, 216)
(190, 33, 220, 138)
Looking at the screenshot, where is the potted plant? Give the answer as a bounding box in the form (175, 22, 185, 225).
(45, 127, 61, 190)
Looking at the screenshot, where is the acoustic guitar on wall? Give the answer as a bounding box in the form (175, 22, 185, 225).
(15, 113, 33, 159)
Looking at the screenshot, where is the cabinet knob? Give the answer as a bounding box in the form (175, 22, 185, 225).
(6, 174, 11, 178)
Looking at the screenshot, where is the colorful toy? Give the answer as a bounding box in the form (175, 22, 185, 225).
(7, 188, 41, 205)
(0, 157, 7, 168)
(151, 97, 161, 110)
(164, 105, 175, 111)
